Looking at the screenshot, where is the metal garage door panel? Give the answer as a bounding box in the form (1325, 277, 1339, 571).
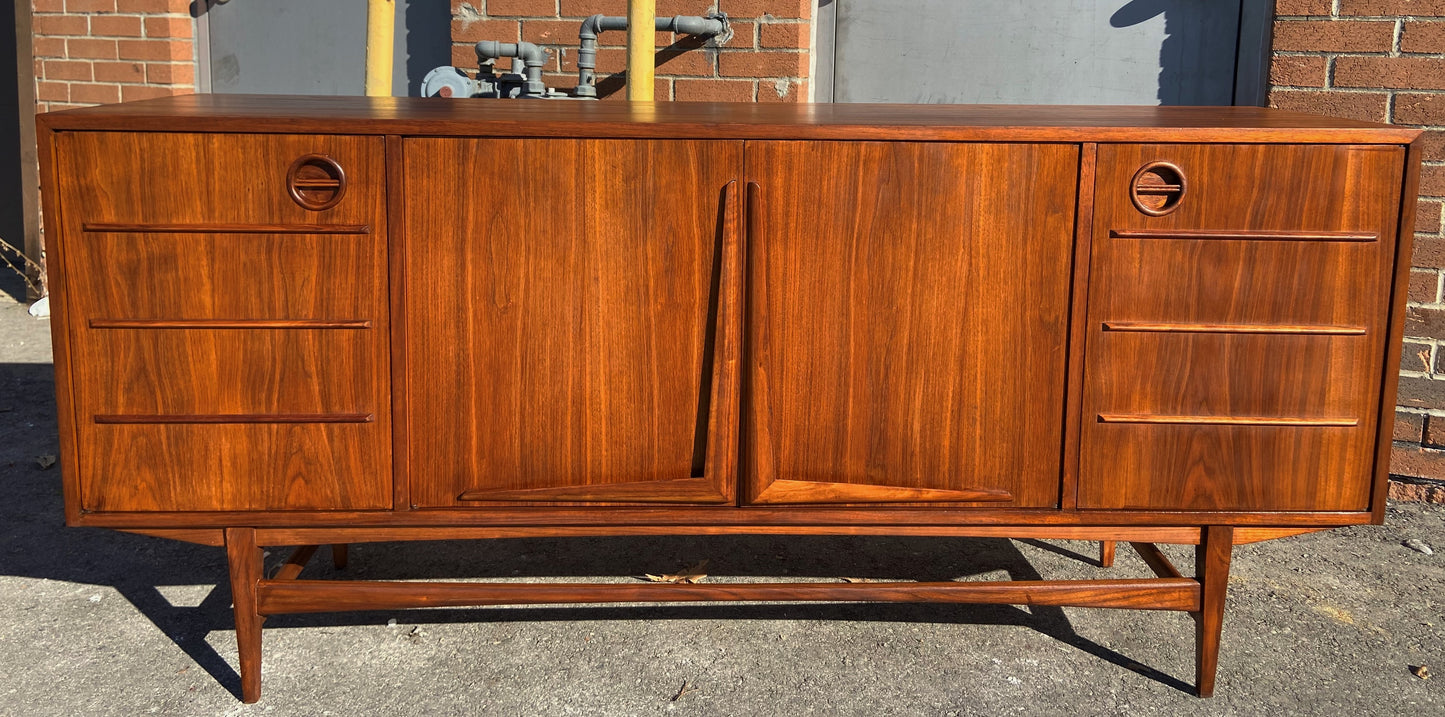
(204, 0, 448, 96)
(832, 0, 1244, 105)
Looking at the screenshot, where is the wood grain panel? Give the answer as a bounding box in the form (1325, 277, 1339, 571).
(38, 96, 1425, 144)
(76, 329, 377, 415)
(51, 132, 392, 514)
(1090, 144, 1400, 328)
(72, 233, 381, 320)
(745, 141, 1078, 506)
(1081, 144, 1403, 512)
(56, 132, 382, 225)
(81, 423, 389, 512)
(404, 138, 742, 506)
(255, 577, 1201, 615)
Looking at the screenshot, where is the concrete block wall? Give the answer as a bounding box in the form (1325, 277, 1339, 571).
(31, 0, 195, 113)
(450, 1, 813, 101)
(1267, 1, 1445, 488)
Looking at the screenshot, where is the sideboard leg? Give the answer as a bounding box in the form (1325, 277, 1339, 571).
(331, 543, 349, 570)
(225, 527, 264, 703)
(1099, 540, 1116, 568)
(1194, 525, 1234, 698)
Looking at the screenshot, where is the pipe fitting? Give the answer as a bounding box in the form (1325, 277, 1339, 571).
(574, 13, 727, 98)
(475, 40, 550, 96)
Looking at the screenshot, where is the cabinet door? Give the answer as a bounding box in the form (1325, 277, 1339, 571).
(745, 142, 1079, 505)
(405, 139, 743, 506)
(1079, 144, 1404, 511)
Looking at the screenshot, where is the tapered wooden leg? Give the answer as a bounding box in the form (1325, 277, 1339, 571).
(331, 543, 349, 570)
(1099, 540, 1116, 568)
(225, 527, 264, 703)
(1194, 525, 1234, 698)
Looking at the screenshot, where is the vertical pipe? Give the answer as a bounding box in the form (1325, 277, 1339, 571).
(627, 0, 655, 101)
(365, 0, 396, 97)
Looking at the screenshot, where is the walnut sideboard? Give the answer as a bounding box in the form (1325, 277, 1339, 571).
(36, 96, 1422, 702)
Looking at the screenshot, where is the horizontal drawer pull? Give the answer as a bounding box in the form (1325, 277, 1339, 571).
(83, 222, 371, 234)
(1101, 322, 1366, 336)
(290, 178, 343, 189)
(94, 413, 375, 424)
(1097, 414, 1358, 427)
(1109, 229, 1377, 242)
(88, 319, 372, 330)
(1132, 183, 1183, 196)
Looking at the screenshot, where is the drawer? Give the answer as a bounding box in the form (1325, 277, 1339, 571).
(1079, 332, 1381, 511)
(80, 423, 390, 512)
(70, 328, 390, 512)
(56, 132, 383, 226)
(1088, 143, 1402, 328)
(70, 232, 385, 321)
(1078, 143, 1403, 512)
(74, 329, 382, 416)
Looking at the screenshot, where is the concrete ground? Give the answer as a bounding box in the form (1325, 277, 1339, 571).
(0, 275, 1441, 716)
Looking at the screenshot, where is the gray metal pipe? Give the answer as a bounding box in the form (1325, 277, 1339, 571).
(475, 40, 550, 96)
(575, 13, 728, 98)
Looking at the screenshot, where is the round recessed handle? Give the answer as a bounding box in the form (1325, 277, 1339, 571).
(286, 154, 347, 211)
(1130, 161, 1187, 217)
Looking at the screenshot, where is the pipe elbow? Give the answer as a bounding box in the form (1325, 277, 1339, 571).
(579, 14, 606, 40)
(474, 40, 507, 61)
(517, 41, 548, 67)
(666, 16, 726, 37)
(476, 40, 549, 67)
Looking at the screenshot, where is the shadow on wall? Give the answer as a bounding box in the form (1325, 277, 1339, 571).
(1110, 0, 1229, 106)
(401, 0, 450, 97)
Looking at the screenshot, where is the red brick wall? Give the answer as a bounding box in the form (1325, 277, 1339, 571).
(450, 1, 812, 101)
(32, 0, 195, 113)
(1268, 1, 1445, 484)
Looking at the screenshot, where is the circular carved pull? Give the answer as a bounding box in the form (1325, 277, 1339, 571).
(1130, 161, 1187, 217)
(286, 154, 346, 211)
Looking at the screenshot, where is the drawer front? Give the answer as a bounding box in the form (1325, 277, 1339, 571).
(57, 132, 382, 226)
(77, 329, 379, 416)
(81, 424, 387, 512)
(1079, 143, 1403, 511)
(71, 232, 381, 320)
(55, 132, 391, 513)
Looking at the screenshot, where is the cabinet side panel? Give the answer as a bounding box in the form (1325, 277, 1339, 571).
(746, 141, 1079, 506)
(38, 125, 84, 524)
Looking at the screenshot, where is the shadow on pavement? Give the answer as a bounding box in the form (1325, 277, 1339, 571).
(0, 362, 1194, 700)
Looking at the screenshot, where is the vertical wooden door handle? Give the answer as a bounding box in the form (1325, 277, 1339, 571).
(746, 181, 761, 243)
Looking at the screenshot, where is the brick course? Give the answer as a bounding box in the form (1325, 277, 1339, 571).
(1275, 7, 1445, 482)
(31, 0, 194, 112)
(450, 0, 812, 101)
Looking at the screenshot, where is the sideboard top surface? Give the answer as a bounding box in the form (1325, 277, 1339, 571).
(37, 94, 1421, 144)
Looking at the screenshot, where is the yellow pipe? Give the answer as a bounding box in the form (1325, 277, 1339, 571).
(365, 0, 396, 97)
(627, 0, 655, 101)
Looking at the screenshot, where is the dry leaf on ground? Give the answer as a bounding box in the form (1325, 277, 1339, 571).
(642, 560, 709, 584)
